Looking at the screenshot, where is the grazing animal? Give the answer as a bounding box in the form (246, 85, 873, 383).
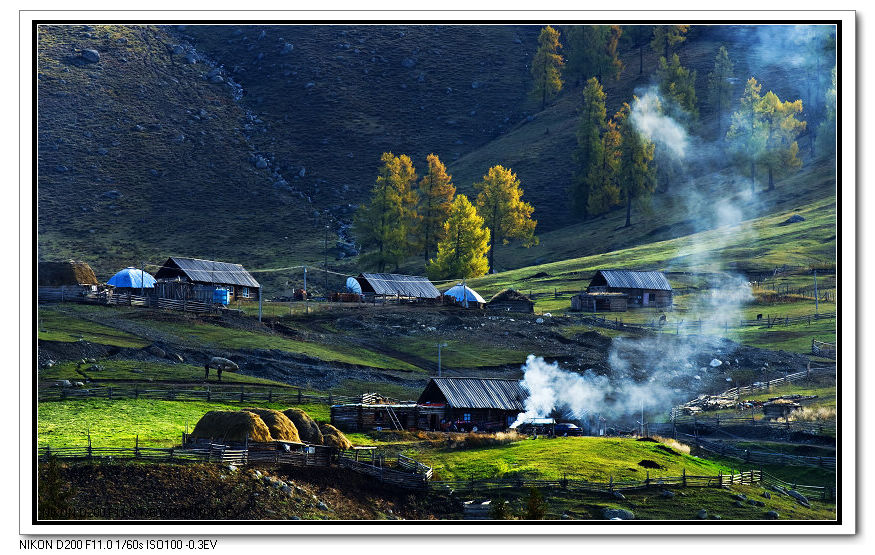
(204, 356, 239, 381)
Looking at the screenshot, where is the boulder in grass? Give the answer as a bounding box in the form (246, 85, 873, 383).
(602, 508, 634, 520)
(81, 49, 100, 63)
(780, 214, 806, 226)
(696, 509, 708, 519)
(765, 510, 779, 519)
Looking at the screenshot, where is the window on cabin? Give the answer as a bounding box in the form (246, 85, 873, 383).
(463, 413, 471, 422)
(240, 287, 249, 298)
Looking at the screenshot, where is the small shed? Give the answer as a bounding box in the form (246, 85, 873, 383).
(154, 257, 260, 302)
(571, 292, 629, 312)
(486, 289, 534, 313)
(585, 269, 672, 308)
(443, 284, 486, 308)
(107, 267, 157, 293)
(38, 260, 99, 302)
(354, 273, 440, 301)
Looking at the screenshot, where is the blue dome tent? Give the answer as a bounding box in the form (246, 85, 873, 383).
(345, 277, 363, 295)
(443, 283, 486, 307)
(107, 267, 156, 289)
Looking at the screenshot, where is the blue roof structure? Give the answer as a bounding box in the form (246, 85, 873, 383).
(345, 277, 363, 294)
(108, 267, 156, 289)
(443, 284, 486, 305)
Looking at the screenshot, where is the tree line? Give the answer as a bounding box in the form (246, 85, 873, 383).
(352, 154, 537, 280)
(529, 25, 837, 226)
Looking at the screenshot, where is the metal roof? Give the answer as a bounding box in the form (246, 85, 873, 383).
(420, 377, 527, 411)
(591, 269, 672, 291)
(156, 257, 260, 288)
(358, 273, 440, 299)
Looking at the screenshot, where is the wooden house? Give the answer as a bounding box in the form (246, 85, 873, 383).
(38, 260, 99, 302)
(571, 292, 629, 312)
(416, 377, 527, 432)
(584, 269, 673, 308)
(154, 257, 260, 303)
(331, 377, 528, 433)
(486, 289, 534, 313)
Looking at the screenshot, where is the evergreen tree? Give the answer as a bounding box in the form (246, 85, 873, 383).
(656, 53, 699, 120)
(474, 165, 537, 272)
(706, 45, 735, 140)
(571, 77, 608, 219)
(815, 65, 837, 160)
(523, 488, 548, 520)
(416, 154, 456, 264)
(586, 116, 621, 215)
(352, 152, 418, 272)
(564, 26, 623, 84)
(426, 194, 490, 280)
(616, 101, 656, 228)
(650, 25, 690, 60)
(726, 77, 766, 194)
(623, 24, 653, 75)
(530, 26, 564, 110)
(758, 91, 806, 191)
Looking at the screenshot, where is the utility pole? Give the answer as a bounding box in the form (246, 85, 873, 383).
(258, 285, 262, 322)
(813, 268, 819, 314)
(140, 261, 145, 297)
(324, 224, 329, 293)
(437, 343, 447, 377)
(304, 266, 308, 315)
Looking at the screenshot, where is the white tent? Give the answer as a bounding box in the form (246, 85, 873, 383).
(443, 283, 486, 306)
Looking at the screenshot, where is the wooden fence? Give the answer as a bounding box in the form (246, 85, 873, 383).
(336, 450, 433, 489)
(760, 472, 835, 502)
(658, 415, 836, 437)
(429, 469, 760, 494)
(38, 383, 360, 406)
(688, 436, 836, 470)
(39, 289, 220, 315)
(573, 311, 835, 336)
(812, 339, 837, 360)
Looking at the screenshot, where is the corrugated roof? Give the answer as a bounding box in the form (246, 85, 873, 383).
(592, 269, 672, 291)
(421, 377, 527, 411)
(157, 257, 260, 288)
(358, 273, 440, 299)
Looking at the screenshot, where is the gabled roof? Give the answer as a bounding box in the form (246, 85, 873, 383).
(357, 273, 440, 299)
(155, 257, 260, 288)
(418, 377, 527, 411)
(590, 269, 672, 291)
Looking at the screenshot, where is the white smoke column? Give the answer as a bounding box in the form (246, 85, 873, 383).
(630, 88, 689, 159)
(513, 355, 609, 427)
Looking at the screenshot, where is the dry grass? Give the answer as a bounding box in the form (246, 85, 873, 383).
(190, 410, 272, 443)
(651, 436, 692, 455)
(282, 408, 323, 445)
(242, 408, 300, 443)
(780, 406, 837, 422)
(319, 423, 353, 450)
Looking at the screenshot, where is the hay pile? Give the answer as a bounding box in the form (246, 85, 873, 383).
(489, 289, 532, 303)
(319, 423, 352, 450)
(190, 411, 272, 443)
(242, 408, 300, 442)
(38, 261, 99, 286)
(282, 408, 323, 444)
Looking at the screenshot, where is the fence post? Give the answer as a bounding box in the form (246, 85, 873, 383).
(609, 475, 613, 491)
(682, 468, 686, 487)
(108, 387, 113, 400)
(298, 388, 302, 403)
(268, 389, 273, 403)
(134, 386, 139, 399)
(87, 433, 92, 460)
(240, 386, 245, 403)
(645, 471, 650, 486)
(718, 471, 722, 487)
(135, 435, 140, 458)
(328, 393, 333, 405)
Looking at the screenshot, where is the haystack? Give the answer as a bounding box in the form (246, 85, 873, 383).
(319, 423, 352, 450)
(190, 410, 272, 443)
(242, 408, 300, 442)
(282, 408, 323, 444)
(489, 289, 532, 303)
(38, 261, 99, 286)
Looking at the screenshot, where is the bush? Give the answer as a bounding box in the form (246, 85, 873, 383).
(522, 487, 547, 520)
(489, 497, 513, 520)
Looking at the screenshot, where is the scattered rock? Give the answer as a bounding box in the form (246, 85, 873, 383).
(696, 509, 707, 519)
(761, 491, 771, 499)
(661, 490, 675, 499)
(612, 491, 626, 501)
(536, 318, 544, 324)
(710, 358, 723, 367)
(255, 157, 268, 169)
(765, 510, 779, 519)
(227, 464, 238, 472)
(172, 45, 185, 55)
(147, 345, 166, 358)
(209, 75, 224, 84)
(731, 494, 747, 501)
(787, 489, 810, 508)
(733, 500, 745, 508)
(400, 57, 416, 68)
(81, 49, 100, 63)
(102, 190, 122, 199)
(747, 499, 765, 507)
(281, 43, 294, 54)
